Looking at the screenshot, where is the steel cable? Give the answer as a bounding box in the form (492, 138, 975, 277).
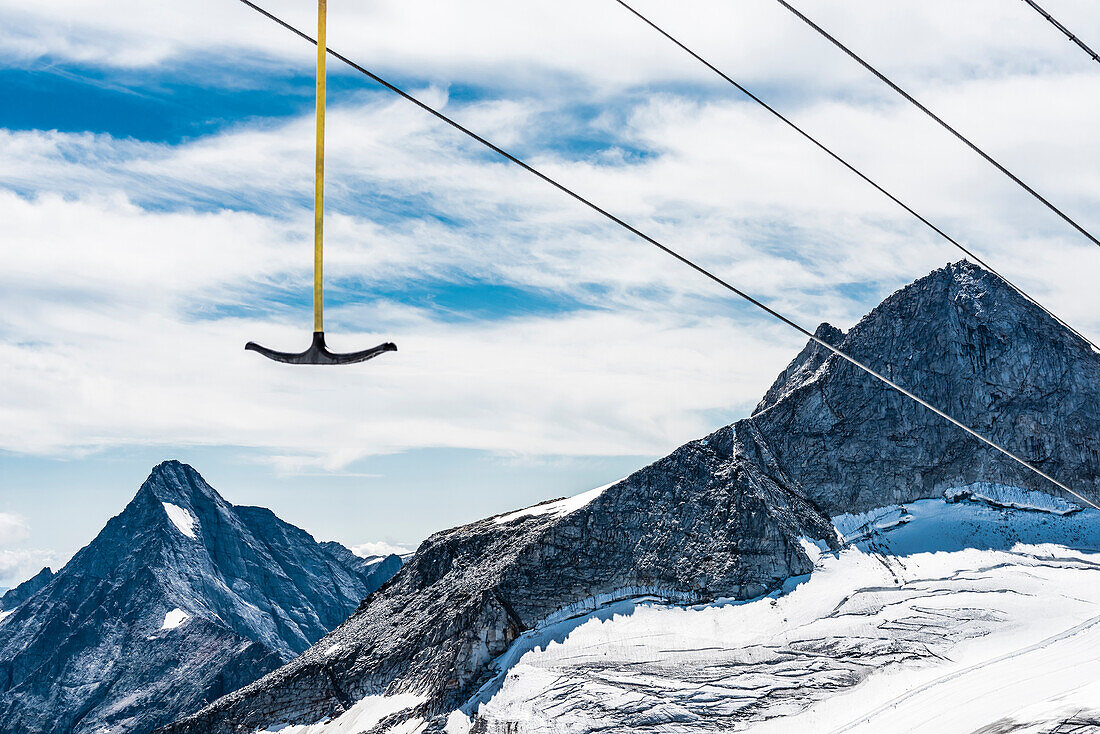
(612, 0, 1099, 353)
(773, 0, 1099, 249)
(1021, 0, 1100, 65)
(233, 0, 1100, 510)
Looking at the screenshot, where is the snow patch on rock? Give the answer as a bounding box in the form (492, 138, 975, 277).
(162, 502, 197, 538)
(945, 482, 1081, 515)
(798, 536, 829, 563)
(254, 693, 424, 734)
(443, 711, 474, 733)
(386, 719, 426, 734)
(161, 608, 189, 630)
(494, 479, 620, 524)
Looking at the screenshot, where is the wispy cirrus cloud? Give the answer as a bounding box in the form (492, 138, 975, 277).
(0, 0, 1097, 477)
(2, 0, 1097, 91)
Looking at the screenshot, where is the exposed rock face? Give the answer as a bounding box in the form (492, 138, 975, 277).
(163, 262, 1100, 734)
(750, 262, 1100, 515)
(0, 461, 401, 734)
(754, 321, 845, 414)
(166, 428, 836, 733)
(0, 567, 53, 611)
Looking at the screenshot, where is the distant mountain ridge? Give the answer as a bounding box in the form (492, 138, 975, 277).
(0, 567, 53, 611)
(164, 261, 1100, 734)
(0, 461, 402, 734)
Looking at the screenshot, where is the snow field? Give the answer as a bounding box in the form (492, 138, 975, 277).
(493, 479, 621, 525)
(247, 489, 1100, 734)
(465, 494, 1100, 733)
(255, 693, 425, 734)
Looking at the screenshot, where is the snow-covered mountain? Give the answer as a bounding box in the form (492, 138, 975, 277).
(193, 491, 1100, 733)
(167, 260, 1100, 734)
(469, 493, 1100, 732)
(0, 461, 402, 734)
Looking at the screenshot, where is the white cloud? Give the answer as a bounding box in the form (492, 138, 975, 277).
(0, 1, 1097, 473)
(0, 550, 53, 587)
(0, 283, 803, 461)
(0, 514, 29, 546)
(0, 514, 53, 587)
(2, 0, 1097, 95)
(351, 541, 413, 558)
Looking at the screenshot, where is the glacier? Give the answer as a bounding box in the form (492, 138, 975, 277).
(237, 488, 1100, 734)
(463, 492, 1100, 733)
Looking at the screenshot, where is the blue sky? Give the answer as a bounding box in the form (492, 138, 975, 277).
(0, 0, 1097, 585)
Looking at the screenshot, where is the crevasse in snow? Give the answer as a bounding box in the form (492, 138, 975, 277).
(450, 496, 1100, 733)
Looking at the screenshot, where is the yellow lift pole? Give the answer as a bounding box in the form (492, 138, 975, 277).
(244, 0, 396, 364)
(313, 0, 327, 333)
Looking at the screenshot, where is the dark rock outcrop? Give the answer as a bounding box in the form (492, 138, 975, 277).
(755, 321, 845, 414)
(0, 461, 402, 734)
(750, 261, 1100, 515)
(164, 262, 1100, 733)
(0, 567, 53, 611)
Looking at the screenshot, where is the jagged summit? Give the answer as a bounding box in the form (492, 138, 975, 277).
(137, 460, 219, 501)
(134, 461, 232, 528)
(165, 261, 1100, 734)
(755, 260, 1035, 416)
(0, 567, 53, 612)
(0, 463, 402, 734)
(755, 320, 845, 415)
(746, 260, 1100, 515)
(838, 260, 1093, 378)
(761, 260, 1089, 419)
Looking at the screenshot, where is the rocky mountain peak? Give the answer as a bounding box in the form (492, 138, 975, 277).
(745, 260, 1100, 516)
(0, 463, 403, 734)
(755, 320, 845, 415)
(845, 260, 1090, 366)
(880, 259, 1002, 309)
(755, 261, 1028, 418)
(126, 461, 241, 549)
(164, 261, 1100, 734)
(136, 460, 221, 507)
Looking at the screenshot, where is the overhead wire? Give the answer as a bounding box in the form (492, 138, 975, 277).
(610, 0, 1100, 353)
(232, 0, 1100, 511)
(1021, 0, 1100, 65)
(772, 0, 1100, 249)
